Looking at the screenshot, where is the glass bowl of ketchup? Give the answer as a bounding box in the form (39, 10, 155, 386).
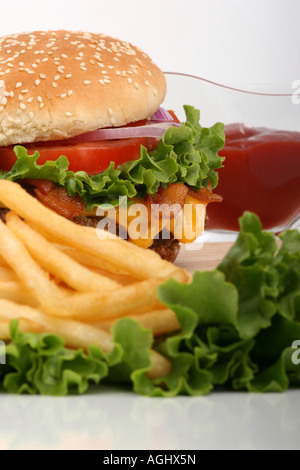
(163, 72, 300, 233)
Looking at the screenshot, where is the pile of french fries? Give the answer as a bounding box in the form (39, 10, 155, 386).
(0, 180, 190, 380)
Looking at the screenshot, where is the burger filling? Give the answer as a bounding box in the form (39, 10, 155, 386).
(0, 106, 225, 260)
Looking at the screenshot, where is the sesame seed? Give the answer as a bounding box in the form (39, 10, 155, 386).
(35, 79, 40, 86)
(27, 97, 33, 103)
(21, 89, 28, 93)
(153, 88, 158, 96)
(65, 74, 72, 78)
(67, 90, 73, 96)
(80, 66, 87, 71)
(42, 58, 48, 62)
(134, 82, 139, 90)
(145, 80, 149, 86)
(98, 79, 105, 85)
(65, 112, 72, 117)
(127, 78, 132, 84)
(37, 96, 42, 103)
(101, 70, 108, 75)
(9, 91, 14, 97)
(20, 103, 26, 110)
(147, 70, 152, 76)
(7, 63, 13, 68)
(116, 71, 121, 75)
(54, 75, 60, 80)
(16, 109, 22, 115)
(32, 64, 38, 68)
(39, 103, 44, 109)
(18, 94, 23, 101)
(15, 82, 22, 88)
(52, 81, 57, 88)
(60, 93, 67, 98)
(39, 73, 46, 79)
(61, 54, 68, 58)
(84, 80, 91, 85)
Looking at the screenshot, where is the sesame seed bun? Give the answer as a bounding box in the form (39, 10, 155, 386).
(0, 30, 166, 146)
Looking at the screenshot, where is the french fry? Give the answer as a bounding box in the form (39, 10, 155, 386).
(6, 212, 121, 292)
(0, 219, 72, 311)
(0, 266, 18, 281)
(0, 299, 113, 352)
(0, 219, 188, 319)
(0, 279, 38, 306)
(95, 309, 181, 336)
(0, 318, 44, 339)
(59, 246, 136, 278)
(0, 181, 178, 280)
(0, 219, 160, 319)
(41, 269, 187, 320)
(0, 299, 172, 379)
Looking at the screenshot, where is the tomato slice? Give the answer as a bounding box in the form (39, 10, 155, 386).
(0, 110, 180, 175)
(0, 137, 158, 175)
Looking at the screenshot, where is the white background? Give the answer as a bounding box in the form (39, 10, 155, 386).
(1, 0, 300, 87)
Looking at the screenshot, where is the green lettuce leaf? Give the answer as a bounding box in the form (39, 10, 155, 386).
(0, 212, 299, 396)
(0, 319, 109, 395)
(0, 106, 225, 210)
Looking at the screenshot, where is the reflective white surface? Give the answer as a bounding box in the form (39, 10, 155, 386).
(0, 388, 299, 450)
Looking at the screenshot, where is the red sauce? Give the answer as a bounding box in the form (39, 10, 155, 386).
(207, 124, 300, 231)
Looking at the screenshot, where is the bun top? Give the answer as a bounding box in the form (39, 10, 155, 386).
(0, 30, 166, 146)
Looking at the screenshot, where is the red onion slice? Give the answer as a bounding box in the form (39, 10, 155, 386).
(149, 107, 175, 122)
(65, 122, 180, 144)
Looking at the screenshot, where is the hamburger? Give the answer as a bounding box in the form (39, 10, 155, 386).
(0, 30, 225, 261)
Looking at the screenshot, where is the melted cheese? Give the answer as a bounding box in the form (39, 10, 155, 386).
(102, 195, 207, 248)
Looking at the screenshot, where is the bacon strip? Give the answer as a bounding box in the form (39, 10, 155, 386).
(149, 183, 189, 219)
(23, 179, 86, 220)
(188, 187, 223, 204)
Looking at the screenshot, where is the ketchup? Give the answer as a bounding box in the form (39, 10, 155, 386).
(207, 124, 300, 231)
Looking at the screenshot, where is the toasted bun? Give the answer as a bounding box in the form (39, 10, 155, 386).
(0, 30, 166, 146)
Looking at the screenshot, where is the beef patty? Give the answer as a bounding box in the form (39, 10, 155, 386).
(73, 215, 180, 263)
